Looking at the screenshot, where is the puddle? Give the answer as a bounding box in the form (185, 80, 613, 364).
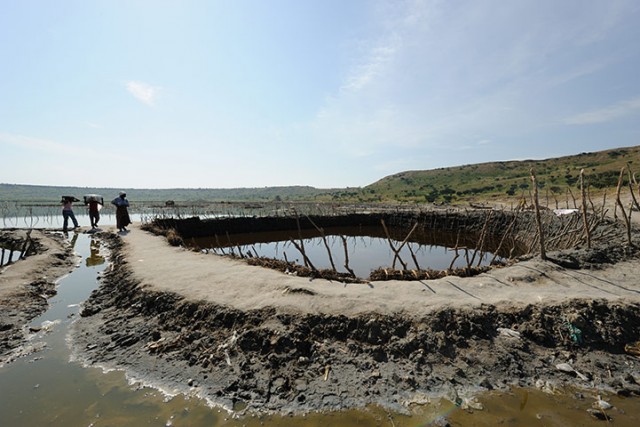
(190, 225, 507, 278)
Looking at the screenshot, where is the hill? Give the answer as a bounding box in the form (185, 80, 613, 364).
(2, 145, 639, 205)
(361, 145, 640, 204)
(0, 184, 340, 203)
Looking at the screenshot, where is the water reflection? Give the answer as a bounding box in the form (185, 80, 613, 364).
(191, 226, 510, 278)
(85, 240, 105, 267)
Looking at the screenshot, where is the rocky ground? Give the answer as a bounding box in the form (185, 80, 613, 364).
(69, 211, 640, 415)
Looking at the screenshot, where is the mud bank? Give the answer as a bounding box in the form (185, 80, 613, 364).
(0, 230, 77, 364)
(71, 226, 640, 415)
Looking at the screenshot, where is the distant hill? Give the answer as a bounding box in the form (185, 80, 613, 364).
(362, 145, 640, 203)
(2, 145, 639, 205)
(0, 184, 340, 203)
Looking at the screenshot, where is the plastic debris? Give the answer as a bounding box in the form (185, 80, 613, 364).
(593, 395, 613, 410)
(555, 363, 589, 381)
(497, 327, 521, 339)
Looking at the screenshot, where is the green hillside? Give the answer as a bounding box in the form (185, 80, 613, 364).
(2, 145, 639, 205)
(360, 145, 640, 204)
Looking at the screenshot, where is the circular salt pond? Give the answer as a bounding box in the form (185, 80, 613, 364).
(190, 225, 513, 278)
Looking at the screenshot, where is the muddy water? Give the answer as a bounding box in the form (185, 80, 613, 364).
(191, 226, 504, 278)
(1, 233, 639, 426)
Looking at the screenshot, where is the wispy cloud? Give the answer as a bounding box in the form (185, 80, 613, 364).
(341, 34, 401, 92)
(0, 132, 102, 158)
(563, 97, 640, 125)
(126, 80, 160, 106)
(0, 133, 72, 153)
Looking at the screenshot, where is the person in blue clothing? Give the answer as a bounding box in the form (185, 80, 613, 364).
(111, 192, 131, 232)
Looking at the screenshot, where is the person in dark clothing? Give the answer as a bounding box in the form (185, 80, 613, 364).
(111, 192, 131, 232)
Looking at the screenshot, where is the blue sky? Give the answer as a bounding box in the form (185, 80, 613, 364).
(1, 0, 640, 189)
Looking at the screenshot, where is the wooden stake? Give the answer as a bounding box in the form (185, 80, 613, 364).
(470, 211, 492, 266)
(294, 214, 308, 268)
(380, 219, 408, 270)
(615, 168, 632, 246)
(289, 238, 317, 271)
(448, 231, 461, 272)
(306, 216, 337, 272)
(628, 167, 640, 213)
(579, 169, 591, 249)
(530, 168, 547, 260)
(567, 187, 578, 209)
(340, 235, 356, 277)
(490, 211, 519, 264)
(407, 243, 421, 270)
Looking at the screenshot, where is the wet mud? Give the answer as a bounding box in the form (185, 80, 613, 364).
(0, 230, 76, 363)
(71, 215, 640, 415)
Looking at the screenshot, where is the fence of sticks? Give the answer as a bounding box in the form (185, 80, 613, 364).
(0, 230, 36, 268)
(143, 169, 637, 282)
(139, 167, 640, 282)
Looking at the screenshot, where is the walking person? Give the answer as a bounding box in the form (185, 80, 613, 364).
(84, 195, 103, 228)
(61, 196, 80, 232)
(111, 191, 131, 232)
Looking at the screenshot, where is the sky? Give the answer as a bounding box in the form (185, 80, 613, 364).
(1, 0, 640, 189)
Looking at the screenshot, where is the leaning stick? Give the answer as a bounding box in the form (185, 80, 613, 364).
(490, 211, 519, 264)
(580, 169, 591, 248)
(294, 214, 308, 267)
(407, 243, 421, 270)
(289, 238, 317, 271)
(587, 183, 597, 218)
(470, 211, 492, 266)
(567, 187, 578, 209)
(395, 222, 419, 257)
(615, 168, 632, 246)
(600, 191, 608, 221)
(380, 219, 408, 270)
(448, 231, 461, 272)
(339, 235, 356, 277)
(306, 215, 337, 272)
(530, 168, 547, 260)
(627, 167, 640, 213)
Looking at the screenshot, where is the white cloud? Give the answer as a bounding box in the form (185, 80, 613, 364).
(563, 97, 640, 125)
(126, 81, 160, 106)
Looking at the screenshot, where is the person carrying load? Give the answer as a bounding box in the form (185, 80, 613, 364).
(84, 194, 104, 229)
(111, 191, 131, 232)
(60, 195, 80, 232)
